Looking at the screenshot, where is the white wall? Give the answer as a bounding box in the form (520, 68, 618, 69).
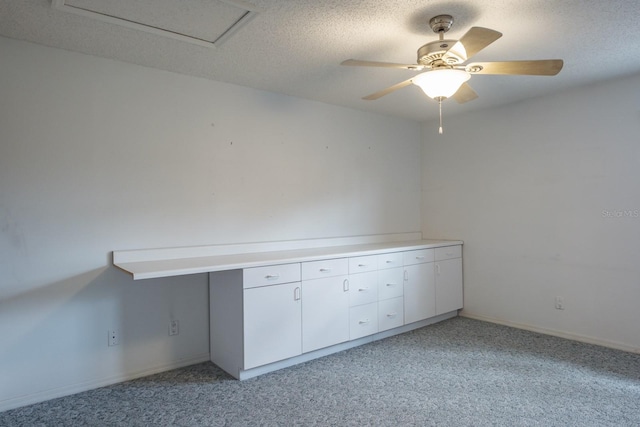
(422, 73, 640, 352)
(0, 36, 422, 411)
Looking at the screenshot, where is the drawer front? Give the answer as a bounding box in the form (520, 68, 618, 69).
(243, 263, 301, 289)
(302, 258, 349, 281)
(435, 245, 462, 261)
(377, 252, 403, 270)
(348, 271, 378, 307)
(349, 302, 378, 340)
(403, 249, 435, 265)
(378, 297, 404, 332)
(377, 267, 404, 300)
(349, 255, 378, 274)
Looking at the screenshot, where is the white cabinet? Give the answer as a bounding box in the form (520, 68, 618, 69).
(435, 246, 463, 315)
(209, 264, 302, 377)
(348, 270, 379, 340)
(208, 242, 462, 380)
(302, 259, 350, 353)
(403, 249, 436, 324)
(348, 271, 378, 307)
(377, 266, 404, 332)
(377, 267, 404, 301)
(378, 296, 404, 331)
(244, 282, 301, 369)
(349, 302, 378, 339)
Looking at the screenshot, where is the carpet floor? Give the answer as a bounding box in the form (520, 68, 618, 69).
(1, 317, 639, 426)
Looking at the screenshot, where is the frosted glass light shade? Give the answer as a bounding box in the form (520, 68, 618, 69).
(412, 69, 471, 99)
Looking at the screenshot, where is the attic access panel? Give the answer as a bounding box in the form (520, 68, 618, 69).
(52, 0, 259, 47)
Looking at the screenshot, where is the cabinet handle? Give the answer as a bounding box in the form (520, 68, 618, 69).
(319, 268, 332, 272)
(404, 270, 409, 281)
(446, 252, 454, 257)
(386, 313, 397, 318)
(415, 256, 425, 260)
(386, 283, 396, 287)
(265, 274, 280, 280)
(385, 260, 393, 264)
(359, 319, 370, 324)
(436, 264, 441, 275)
(358, 263, 367, 267)
(294, 287, 301, 301)
(343, 279, 349, 292)
(358, 287, 368, 292)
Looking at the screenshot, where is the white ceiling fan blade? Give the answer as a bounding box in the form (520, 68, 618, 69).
(341, 59, 425, 71)
(362, 78, 415, 100)
(452, 82, 478, 104)
(466, 60, 564, 75)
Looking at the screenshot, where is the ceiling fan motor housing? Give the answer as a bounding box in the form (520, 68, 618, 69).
(417, 40, 465, 66)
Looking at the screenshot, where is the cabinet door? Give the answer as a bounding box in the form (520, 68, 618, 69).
(302, 276, 350, 353)
(403, 263, 436, 324)
(435, 257, 463, 315)
(244, 282, 302, 369)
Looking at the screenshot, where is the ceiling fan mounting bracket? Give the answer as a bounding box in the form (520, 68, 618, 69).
(429, 15, 454, 34)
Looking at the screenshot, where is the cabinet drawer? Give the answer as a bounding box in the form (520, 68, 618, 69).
(403, 249, 435, 265)
(435, 245, 462, 261)
(377, 267, 404, 300)
(349, 302, 378, 340)
(378, 297, 404, 332)
(243, 263, 301, 289)
(348, 255, 377, 274)
(348, 271, 378, 307)
(302, 258, 348, 281)
(377, 252, 403, 270)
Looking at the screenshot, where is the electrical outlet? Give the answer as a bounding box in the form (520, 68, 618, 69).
(169, 320, 179, 336)
(555, 296, 565, 310)
(108, 329, 120, 346)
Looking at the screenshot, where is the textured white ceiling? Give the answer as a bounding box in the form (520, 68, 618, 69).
(1, 0, 640, 122)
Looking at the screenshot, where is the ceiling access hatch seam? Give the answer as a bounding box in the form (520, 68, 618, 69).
(51, 0, 260, 48)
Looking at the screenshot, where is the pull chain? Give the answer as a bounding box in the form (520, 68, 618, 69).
(438, 97, 444, 134)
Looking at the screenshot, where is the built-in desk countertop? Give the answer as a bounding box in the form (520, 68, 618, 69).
(113, 237, 463, 280)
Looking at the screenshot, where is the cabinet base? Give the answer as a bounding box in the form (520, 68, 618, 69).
(214, 311, 458, 380)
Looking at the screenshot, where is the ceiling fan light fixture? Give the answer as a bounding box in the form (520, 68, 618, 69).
(412, 69, 470, 99)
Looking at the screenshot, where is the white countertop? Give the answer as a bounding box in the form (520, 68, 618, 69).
(114, 239, 462, 280)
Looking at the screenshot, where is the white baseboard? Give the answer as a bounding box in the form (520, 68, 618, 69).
(460, 312, 640, 354)
(0, 353, 211, 413)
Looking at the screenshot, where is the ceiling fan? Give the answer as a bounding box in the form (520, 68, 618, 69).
(341, 15, 563, 133)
